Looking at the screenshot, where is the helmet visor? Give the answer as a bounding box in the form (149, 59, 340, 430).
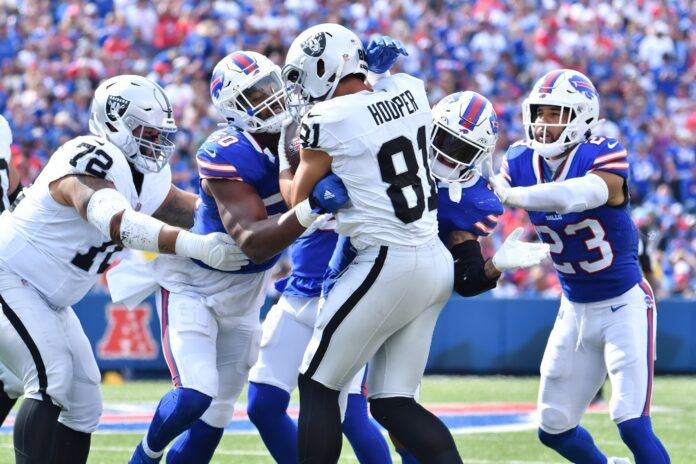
(430, 123, 490, 182)
(233, 73, 286, 122)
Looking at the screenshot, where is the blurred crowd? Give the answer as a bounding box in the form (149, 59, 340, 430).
(0, 0, 694, 298)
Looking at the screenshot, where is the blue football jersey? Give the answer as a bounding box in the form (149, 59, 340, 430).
(437, 175, 503, 244)
(503, 136, 642, 303)
(190, 126, 286, 274)
(276, 218, 339, 298)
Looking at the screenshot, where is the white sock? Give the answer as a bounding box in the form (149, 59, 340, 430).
(141, 437, 164, 459)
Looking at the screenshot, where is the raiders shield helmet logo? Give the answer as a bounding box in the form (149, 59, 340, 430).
(301, 31, 329, 57)
(106, 95, 130, 122)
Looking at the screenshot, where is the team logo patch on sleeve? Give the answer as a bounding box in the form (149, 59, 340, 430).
(106, 95, 130, 122)
(302, 32, 329, 57)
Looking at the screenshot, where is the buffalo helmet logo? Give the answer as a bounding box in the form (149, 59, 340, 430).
(301, 32, 328, 57)
(106, 95, 130, 122)
(568, 75, 597, 100)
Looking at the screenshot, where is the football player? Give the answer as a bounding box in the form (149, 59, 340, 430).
(0, 75, 248, 464)
(126, 51, 348, 464)
(490, 69, 670, 464)
(283, 24, 461, 463)
(244, 38, 416, 464)
(0, 114, 25, 425)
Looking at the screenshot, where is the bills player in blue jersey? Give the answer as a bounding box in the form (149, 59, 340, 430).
(490, 69, 670, 464)
(128, 51, 349, 464)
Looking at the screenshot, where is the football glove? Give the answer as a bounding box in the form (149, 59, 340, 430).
(310, 173, 350, 214)
(366, 35, 408, 74)
(491, 227, 550, 272)
(175, 231, 250, 271)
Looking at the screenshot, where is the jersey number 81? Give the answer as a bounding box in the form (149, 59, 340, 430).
(377, 125, 437, 224)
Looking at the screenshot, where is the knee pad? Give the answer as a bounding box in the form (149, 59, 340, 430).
(57, 380, 103, 433)
(539, 406, 573, 434)
(174, 388, 213, 422)
(247, 382, 290, 424)
(200, 396, 234, 429)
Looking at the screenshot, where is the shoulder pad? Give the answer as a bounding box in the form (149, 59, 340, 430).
(581, 136, 628, 178)
(506, 140, 532, 161)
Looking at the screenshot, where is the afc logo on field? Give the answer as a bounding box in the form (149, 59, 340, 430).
(98, 304, 158, 360)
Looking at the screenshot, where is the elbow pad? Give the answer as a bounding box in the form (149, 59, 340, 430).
(86, 188, 163, 252)
(451, 240, 499, 297)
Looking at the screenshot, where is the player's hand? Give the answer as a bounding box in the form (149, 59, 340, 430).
(491, 227, 550, 272)
(176, 231, 250, 271)
(366, 36, 408, 74)
(278, 118, 301, 174)
(309, 173, 350, 214)
(484, 157, 510, 204)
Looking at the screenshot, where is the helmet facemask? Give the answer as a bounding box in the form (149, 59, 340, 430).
(523, 102, 590, 158)
(429, 122, 493, 183)
(282, 57, 343, 122)
(217, 70, 287, 133)
(126, 116, 177, 173)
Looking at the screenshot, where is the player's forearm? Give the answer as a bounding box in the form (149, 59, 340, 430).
(229, 209, 306, 264)
(484, 259, 502, 280)
(505, 174, 608, 213)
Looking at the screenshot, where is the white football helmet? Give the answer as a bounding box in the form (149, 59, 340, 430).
(89, 75, 176, 173)
(210, 51, 287, 133)
(522, 69, 600, 158)
(430, 91, 499, 182)
(282, 23, 368, 120)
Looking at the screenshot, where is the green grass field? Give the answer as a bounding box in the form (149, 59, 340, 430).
(0, 375, 691, 463)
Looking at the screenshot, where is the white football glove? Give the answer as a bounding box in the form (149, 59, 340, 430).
(483, 156, 510, 204)
(175, 231, 250, 271)
(491, 227, 550, 272)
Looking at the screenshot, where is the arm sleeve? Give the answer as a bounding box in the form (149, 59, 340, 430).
(504, 172, 609, 213)
(451, 240, 499, 297)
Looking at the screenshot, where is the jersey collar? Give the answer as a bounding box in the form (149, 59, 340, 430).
(533, 144, 580, 183)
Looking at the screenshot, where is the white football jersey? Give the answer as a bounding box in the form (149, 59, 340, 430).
(300, 73, 438, 247)
(0, 135, 171, 307)
(0, 115, 12, 212)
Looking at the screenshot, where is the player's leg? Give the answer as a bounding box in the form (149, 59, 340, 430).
(130, 288, 219, 464)
(298, 240, 453, 463)
(537, 297, 608, 463)
(0, 271, 76, 463)
(368, 301, 460, 464)
(247, 296, 316, 463)
(604, 281, 670, 463)
(0, 363, 23, 424)
(50, 307, 103, 464)
(297, 246, 401, 463)
(166, 311, 261, 464)
(341, 365, 392, 464)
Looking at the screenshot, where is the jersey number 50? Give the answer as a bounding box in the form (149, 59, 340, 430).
(377, 125, 437, 224)
(537, 218, 613, 274)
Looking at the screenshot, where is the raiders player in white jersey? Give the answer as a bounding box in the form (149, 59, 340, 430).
(0, 114, 26, 425)
(283, 24, 461, 463)
(0, 75, 247, 464)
